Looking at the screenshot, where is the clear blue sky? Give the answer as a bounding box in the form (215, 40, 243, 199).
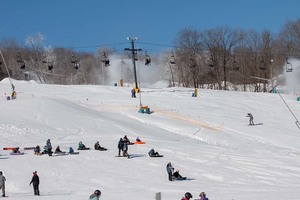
(1, 0, 300, 54)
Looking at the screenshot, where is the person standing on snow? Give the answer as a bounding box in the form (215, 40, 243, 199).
(0, 171, 6, 197)
(29, 171, 40, 196)
(166, 162, 174, 181)
(246, 113, 254, 125)
(89, 189, 101, 200)
(117, 138, 124, 156)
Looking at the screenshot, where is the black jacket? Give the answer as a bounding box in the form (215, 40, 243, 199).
(30, 175, 39, 185)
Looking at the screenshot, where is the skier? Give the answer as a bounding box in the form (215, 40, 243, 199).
(29, 171, 40, 196)
(166, 162, 174, 181)
(94, 141, 107, 151)
(148, 148, 160, 157)
(89, 189, 101, 200)
(182, 192, 193, 200)
(199, 192, 209, 200)
(117, 138, 123, 156)
(246, 113, 254, 125)
(0, 171, 6, 197)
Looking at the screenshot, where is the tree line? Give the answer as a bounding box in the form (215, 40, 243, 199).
(1, 19, 300, 91)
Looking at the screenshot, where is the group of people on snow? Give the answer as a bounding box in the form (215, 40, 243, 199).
(181, 191, 209, 200)
(117, 135, 131, 157)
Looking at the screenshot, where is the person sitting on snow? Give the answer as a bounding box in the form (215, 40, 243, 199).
(173, 170, 183, 179)
(148, 148, 160, 157)
(136, 137, 141, 142)
(78, 141, 88, 150)
(94, 141, 107, 151)
(12, 147, 20, 153)
(34, 145, 41, 155)
(54, 146, 62, 153)
(69, 147, 74, 154)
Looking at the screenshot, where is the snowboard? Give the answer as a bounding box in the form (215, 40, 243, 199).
(69, 152, 80, 155)
(174, 177, 187, 181)
(134, 141, 145, 144)
(77, 147, 90, 150)
(10, 152, 25, 155)
(24, 147, 35, 150)
(150, 155, 164, 157)
(53, 152, 68, 156)
(3, 147, 17, 150)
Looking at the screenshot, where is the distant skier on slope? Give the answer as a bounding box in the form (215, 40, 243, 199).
(246, 113, 254, 125)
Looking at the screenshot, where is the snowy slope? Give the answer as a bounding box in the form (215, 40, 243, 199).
(1, 78, 300, 200)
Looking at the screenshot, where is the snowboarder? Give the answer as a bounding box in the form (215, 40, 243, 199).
(122, 141, 129, 157)
(131, 88, 136, 98)
(148, 148, 160, 157)
(29, 171, 40, 196)
(54, 146, 62, 154)
(182, 192, 193, 200)
(246, 113, 254, 125)
(44, 139, 52, 156)
(0, 171, 6, 197)
(173, 170, 183, 179)
(78, 141, 88, 150)
(12, 147, 20, 153)
(117, 138, 124, 156)
(69, 147, 74, 154)
(199, 192, 209, 200)
(94, 141, 107, 151)
(166, 162, 174, 181)
(89, 189, 101, 200)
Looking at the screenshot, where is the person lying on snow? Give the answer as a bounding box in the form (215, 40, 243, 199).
(54, 146, 63, 153)
(172, 170, 183, 179)
(12, 147, 20, 153)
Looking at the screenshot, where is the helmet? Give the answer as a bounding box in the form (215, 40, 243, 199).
(199, 192, 206, 197)
(185, 192, 193, 199)
(94, 189, 101, 196)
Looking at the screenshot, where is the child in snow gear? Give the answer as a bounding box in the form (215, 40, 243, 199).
(182, 192, 193, 200)
(148, 148, 160, 157)
(0, 171, 6, 197)
(94, 141, 107, 151)
(246, 113, 254, 125)
(29, 171, 40, 196)
(117, 138, 124, 156)
(199, 192, 209, 200)
(34, 145, 41, 155)
(166, 162, 174, 181)
(89, 189, 101, 200)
